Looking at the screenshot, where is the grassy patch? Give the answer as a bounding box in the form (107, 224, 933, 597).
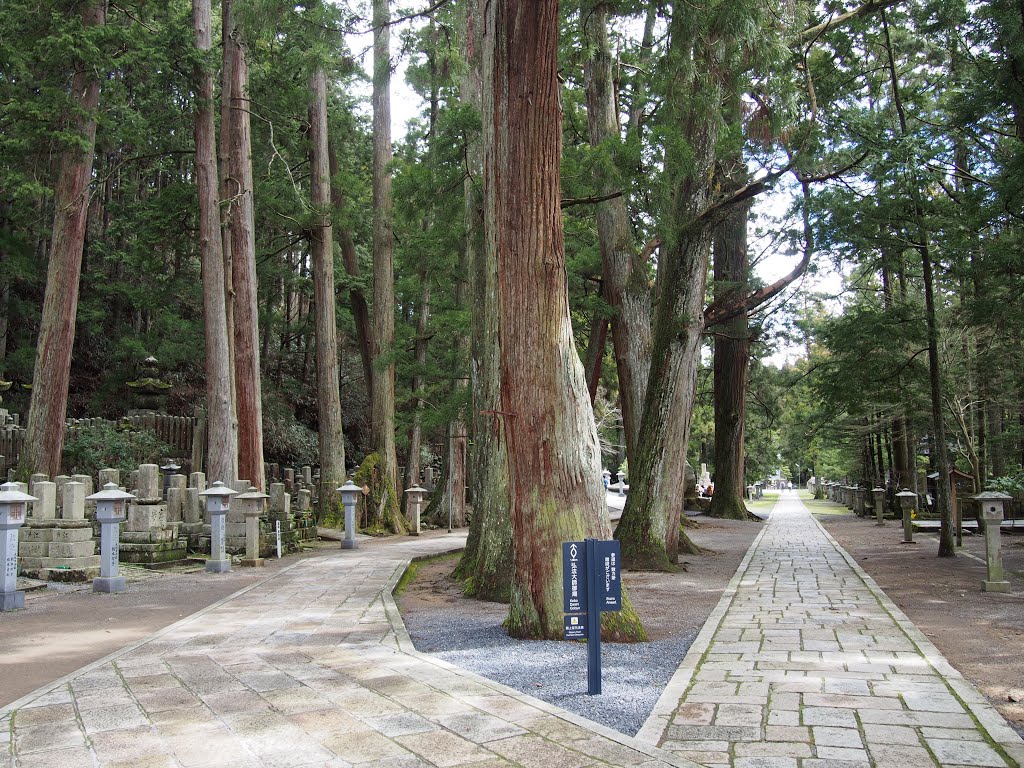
(804, 496, 853, 517)
(393, 551, 461, 597)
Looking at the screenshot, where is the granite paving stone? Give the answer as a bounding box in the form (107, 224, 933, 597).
(2, 533, 695, 768)
(639, 491, 1024, 768)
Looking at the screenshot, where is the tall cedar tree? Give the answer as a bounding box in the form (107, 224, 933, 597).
(483, 0, 644, 639)
(22, 0, 106, 477)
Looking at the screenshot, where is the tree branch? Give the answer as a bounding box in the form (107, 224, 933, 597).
(560, 190, 623, 209)
(801, 0, 904, 40)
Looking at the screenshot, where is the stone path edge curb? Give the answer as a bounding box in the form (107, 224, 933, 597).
(634, 516, 771, 746)
(0, 557, 308, 719)
(809, 512, 1024, 768)
(382, 547, 705, 768)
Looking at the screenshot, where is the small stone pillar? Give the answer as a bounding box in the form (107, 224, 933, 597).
(302, 466, 312, 487)
(269, 483, 290, 515)
(338, 480, 361, 550)
(236, 486, 269, 567)
(973, 491, 1012, 593)
(189, 471, 206, 492)
(897, 490, 917, 544)
(198, 482, 238, 572)
(0, 483, 35, 611)
(88, 483, 136, 593)
(98, 468, 121, 488)
(872, 487, 886, 526)
(405, 485, 427, 536)
(62, 482, 86, 520)
(31, 481, 57, 520)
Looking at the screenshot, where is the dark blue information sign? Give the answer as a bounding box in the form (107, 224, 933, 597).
(595, 540, 622, 610)
(562, 537, 624, 695)
(562, 541, 586, 613)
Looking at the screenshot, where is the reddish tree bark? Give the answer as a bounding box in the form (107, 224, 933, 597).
(22, 0, 106, 478)
(226, 16, 265, 489)
(309, 67, 347, 505)
(484, 0, 643, 639)
(371, 0, 400, 504)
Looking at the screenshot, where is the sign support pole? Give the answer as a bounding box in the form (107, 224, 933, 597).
(585, 537, 601, 695)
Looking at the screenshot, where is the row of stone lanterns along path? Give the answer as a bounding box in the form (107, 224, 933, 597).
(0, 468, 440, 610)
(818, 481, 1013, 594)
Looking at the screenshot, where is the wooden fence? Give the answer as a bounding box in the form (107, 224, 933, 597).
(0, 413, 202, 477)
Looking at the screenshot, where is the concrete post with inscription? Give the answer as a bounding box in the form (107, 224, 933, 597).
(405, 485, 427, 536)
(236, 486, 269, 567)
(88, 483, 136, 593)
(872, 487, 886, 526)
(0, 483, 35, 610)
(897, 491, 917, 544)
(973, 491, 1012, 593)
(198, 482, 238, 573)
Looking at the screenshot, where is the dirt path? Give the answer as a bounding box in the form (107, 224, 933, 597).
(399, 516, 763, 645)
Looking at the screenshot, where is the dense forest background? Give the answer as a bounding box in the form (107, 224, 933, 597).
(4, 0, 1024, 627)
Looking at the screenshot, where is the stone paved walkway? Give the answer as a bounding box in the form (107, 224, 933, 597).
(1, 534, 694, 768)
(637, 491, 1024, 768)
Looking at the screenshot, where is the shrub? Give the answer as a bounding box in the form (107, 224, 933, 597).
(62, 423, 173, 477)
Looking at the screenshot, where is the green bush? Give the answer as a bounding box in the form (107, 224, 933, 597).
(986, 468, 1024, 495)
(62, 423, 173, 477)
(262, 398, 319, 467)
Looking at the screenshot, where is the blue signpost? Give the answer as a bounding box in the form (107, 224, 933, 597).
(562, 538, 621, 695)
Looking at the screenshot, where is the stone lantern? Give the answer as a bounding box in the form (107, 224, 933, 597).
(87, 483, 136, 593)
(0, 482, 35, 611)
(896, 490, 917, 544)
(236, 486, 269, 567)
(617, 471, 626, 497)
(872, 487, 886, 526)
(405, 485, 427, 536)
(161, 461, 181, 497)
(198, 481, 238, 572)
(972, 491, 1012, 593)
(337, 480, 361, 550)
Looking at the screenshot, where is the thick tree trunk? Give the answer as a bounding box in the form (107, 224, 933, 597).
(226, 18, 265, 490)
(327, 147, 374, 395)
(218, 0, 237, 479)
(582, 314, 608, 403)
(406, 269, 430, 502)
(615, 20, 721, 570)
(583, 3, 651, 463)
(707, 122, 750, 521)
(22, 0, 106, 478)
(455, 0, 513, 599)
(371, 0, 400, 507)
(193, 0, 235, 485)
(309, 67, 347, 507)
(484, 0, 644, 640)
(707, 188, 751, 521)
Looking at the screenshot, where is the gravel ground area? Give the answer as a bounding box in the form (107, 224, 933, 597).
(398, 516, 763, 736)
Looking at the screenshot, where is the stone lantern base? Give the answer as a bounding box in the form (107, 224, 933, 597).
(982, 579, 1010, 593)
(93, 575, 127, 593)
(0, 590, 25, 611)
